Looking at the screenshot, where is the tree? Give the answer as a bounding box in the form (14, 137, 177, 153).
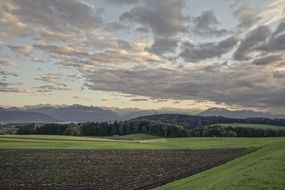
(63, 124, 81, 136)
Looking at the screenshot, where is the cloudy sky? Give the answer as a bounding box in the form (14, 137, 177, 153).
(0, 0, 284, 114)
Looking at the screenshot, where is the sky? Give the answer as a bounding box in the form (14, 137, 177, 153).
(0, 0, 284, 114)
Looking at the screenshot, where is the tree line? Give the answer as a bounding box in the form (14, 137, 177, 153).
(188, 125, 285, 137)
(17, 120, 188, 137)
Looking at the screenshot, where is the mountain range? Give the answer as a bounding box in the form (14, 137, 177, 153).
(0, 105, 284, 124)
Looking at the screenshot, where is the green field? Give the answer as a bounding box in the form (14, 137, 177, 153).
(156, 140, 285, 190)
(0, 135, 284, 149)
(0, 135, 284, 190)
(216, 123, 283, 130)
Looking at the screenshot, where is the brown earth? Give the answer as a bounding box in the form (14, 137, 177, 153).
(0, 149, 255, 190)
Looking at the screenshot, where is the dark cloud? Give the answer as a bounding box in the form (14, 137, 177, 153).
(83, 64, 285, 112)
(180, 36, 238, 62)
(0, 70, 18, 81)
(234, 26, 271, 60)
(262, 33, 285, 52)
(252, 54, 282, 65)
(119, 0, 189, 37)
(136, 27, 149, 33)
(193, 10, 229, 37)
(146, 37, 179, 55)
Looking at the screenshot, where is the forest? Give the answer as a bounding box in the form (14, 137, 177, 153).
(17, 120, 188, 137)
(17, 116, 285, 137)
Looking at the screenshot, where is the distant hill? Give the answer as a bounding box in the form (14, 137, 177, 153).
(1, 104, 284, 124)
(0, 104, 118, 123)
(0, 110, 60, 123)
(198, 108, 283, 119)
(136, 114, 285, 129)
(23, 104, 118, 122)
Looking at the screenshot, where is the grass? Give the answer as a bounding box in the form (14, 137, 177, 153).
(215, 123, 284, 130)
(0, 135, 284, 189)
(156, 140, 285, 190)
(0, 135, 284, 150)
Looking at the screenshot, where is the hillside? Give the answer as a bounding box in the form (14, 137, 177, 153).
(0, 110, 60, 123)
(0, 105, 118, 123)
(136, 114, 285, 129)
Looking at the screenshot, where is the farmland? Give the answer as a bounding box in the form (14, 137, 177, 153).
(0, 148, 253, 190)
(0, 135, 285, 189)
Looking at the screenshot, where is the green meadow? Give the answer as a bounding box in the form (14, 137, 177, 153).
(0, 135, 284, 149)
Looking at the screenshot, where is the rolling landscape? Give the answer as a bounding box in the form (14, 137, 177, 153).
(0, 0, 285, 189)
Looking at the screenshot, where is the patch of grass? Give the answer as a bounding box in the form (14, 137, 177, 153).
(109, 133, 160, 140)
(0, 135, 284, 150)
(155, 140, 285, 190)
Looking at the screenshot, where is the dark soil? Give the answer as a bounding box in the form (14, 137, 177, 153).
(0, 148, 255, 190)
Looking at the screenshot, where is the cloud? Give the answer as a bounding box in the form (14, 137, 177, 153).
(119, 0, 189, 37)
(233, 0, 285, 30)
(130, 98, 149, 102)
(234, 26, 271, 60)
(35, 85, 70, 93)
(34, 73, 72, 94)
(82, 56, 285, 113)
(262, 33, 285, 52)
(180, 36, 238, 62)
(8, 45, 33, 56)
(35, 73, 63, 86)
(233, 1, 257, 29)
(6, 0, 102, 32)
(136, 27, 149, 33)
(33, 44, 89, 57)
(0, 70, 18, 81)
(0, 10, 28, 40)
(193, 10, 229, 37)
(105, 0, 141, 5)
(252, 54, 283, 65)
(256, 0, 285, 27)
(0, 82, 32, 93)
(73, 96, 91, 101)
(147, 37, 179, 55)
(0, 60, 18, 67)
(104, 21, 128, 32)
(273, 22, 285, 37)
(0, 0, 284, 114)
(273, 70, 285, 79)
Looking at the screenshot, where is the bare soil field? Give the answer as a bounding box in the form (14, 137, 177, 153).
(0, 149, 254, 190)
